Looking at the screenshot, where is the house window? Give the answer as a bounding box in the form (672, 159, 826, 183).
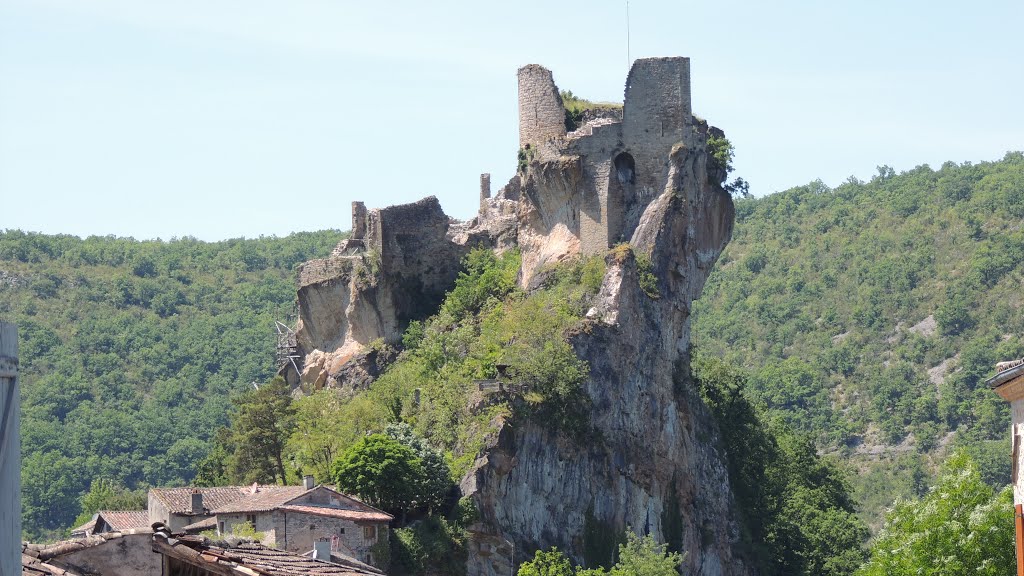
(219, 522, 225, 534)
(246, 514, 257, 526)
(339, 527, 345, 535)
(363, 525, 376, 541)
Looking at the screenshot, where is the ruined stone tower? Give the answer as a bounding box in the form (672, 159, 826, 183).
(512, 57, 699, 262)
(517, 64, 567, 148)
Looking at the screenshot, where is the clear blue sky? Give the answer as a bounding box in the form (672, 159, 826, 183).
(1, 0, 1021, 241)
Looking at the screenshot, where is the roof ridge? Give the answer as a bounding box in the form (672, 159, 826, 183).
(23, 529, 154, 559)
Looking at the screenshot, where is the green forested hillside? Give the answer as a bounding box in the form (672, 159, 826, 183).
(0, 230, 344, 539)
(692, 152, 1024, 522)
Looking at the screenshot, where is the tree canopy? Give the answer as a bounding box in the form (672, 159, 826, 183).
(692, 152, 1024, 523)
(1, 229, 342, 538)
(517, 532, 684, 576)
(332, 434, 425, 516)
(856, 452, 1014, 576)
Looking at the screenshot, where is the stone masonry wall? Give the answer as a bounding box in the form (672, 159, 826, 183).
(283, 512, 386, 563)
(622, 57, 692, 202)
(220, 512, 279, 548)
(518, 65, 566, 148)
(57, 533, 161, 576)
(298, 258, 353, 287)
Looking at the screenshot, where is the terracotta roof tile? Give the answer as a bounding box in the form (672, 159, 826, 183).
(23, 529, 154, 560)
(211, 485, 311, 514)
(22, 553, 87, 576)
(97, 510, 150, 531)
(279, 505, 392, 523)
(69, 516, 96, 537)
(182, 516, 218, 533)
(150, 486, 257, 514)
(152, 529, 379, 576)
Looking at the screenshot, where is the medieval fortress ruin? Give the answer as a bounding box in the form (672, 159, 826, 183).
(284, 57, 742, 575)
(284, 56, 725, 392)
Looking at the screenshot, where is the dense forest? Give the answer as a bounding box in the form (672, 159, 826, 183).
(4, 151, 1023, 573)
(0, 230, 344, 539)
(693, 151, 1024, 524)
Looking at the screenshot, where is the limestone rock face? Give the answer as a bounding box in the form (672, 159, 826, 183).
(286, 196, 474, 390)
(461, 136, 744, 576)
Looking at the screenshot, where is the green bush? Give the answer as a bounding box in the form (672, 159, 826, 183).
(392, 517, 466, 576)
(706, 135, 735, 176)
(856, 452, 1014, 576)
(332, 434, 425, 517)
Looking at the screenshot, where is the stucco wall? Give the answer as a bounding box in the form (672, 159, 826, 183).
(58, 534, 161, 576)
(1013, 399, 1024, 506)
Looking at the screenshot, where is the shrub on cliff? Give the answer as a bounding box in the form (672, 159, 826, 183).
(441, 247, 520, 320)
(318, 248, 600, 479)
(518, 531, 683, 576)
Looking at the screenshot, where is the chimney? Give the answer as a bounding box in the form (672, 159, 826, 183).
(313, 538, 332, 561)
(303, 475, 315, 490)
(190, 489, 203, 514)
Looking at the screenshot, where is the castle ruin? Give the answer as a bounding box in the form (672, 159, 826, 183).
(284, 57, 741, 575)
(285, 56, 724, 393)
(517, 57, 694, 254)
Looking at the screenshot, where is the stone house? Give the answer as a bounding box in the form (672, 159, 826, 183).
(987, 356, 1024, 572)
(70, 509, 150, 537)
(148, 485, 267, 531)
(207, 479, 393, 566)
(152, 524, 381, 576)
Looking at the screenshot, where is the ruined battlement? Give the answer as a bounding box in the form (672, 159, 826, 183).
(518, 65, 567, 149)
(512, 57, 701, 257)
(623, 57, 691, 143)
(303, 57, 717, 359)
(298, 257, 353, 287)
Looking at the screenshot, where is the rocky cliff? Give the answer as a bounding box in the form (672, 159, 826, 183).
(286, 58, 750, 575)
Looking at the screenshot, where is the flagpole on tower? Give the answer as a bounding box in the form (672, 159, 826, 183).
(626, 0, 631, 71)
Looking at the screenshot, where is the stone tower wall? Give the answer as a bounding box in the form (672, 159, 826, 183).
(518, 65, 567, 148)
(479, 173, 491, 213)
(623, 57, 691, 144)
(622, 58, 691, 192)
(352, 201, 367, 239)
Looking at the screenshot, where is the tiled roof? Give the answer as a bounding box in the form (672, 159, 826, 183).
(182, 515, 218, 533)
(212, 485, 311, 513)
(22, 553, 87, 576)
(23, 529, 154, 560)
(302, 551, 384, 575)
(150, 486, 256, 514)
(279, 505, 392, 523)
(152, 526, 379, 575)
(69, 516, 96, 537)
(98, 510, 150, 531)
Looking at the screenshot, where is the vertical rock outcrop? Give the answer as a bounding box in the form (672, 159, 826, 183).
(462, 131, 743, 576)
(287, 197, 472, 392)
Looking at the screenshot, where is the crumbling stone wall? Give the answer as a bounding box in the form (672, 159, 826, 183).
(518, 65, 566, 148)
(298, 258, 353, 287)
(514, 57, 700, 264)
(622, 58, 692, 201)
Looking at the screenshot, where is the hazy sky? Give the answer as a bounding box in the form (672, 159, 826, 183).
(2, 0, 1021, 241)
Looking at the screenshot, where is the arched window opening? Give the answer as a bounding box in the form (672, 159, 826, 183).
(614, 153, 636, 185)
